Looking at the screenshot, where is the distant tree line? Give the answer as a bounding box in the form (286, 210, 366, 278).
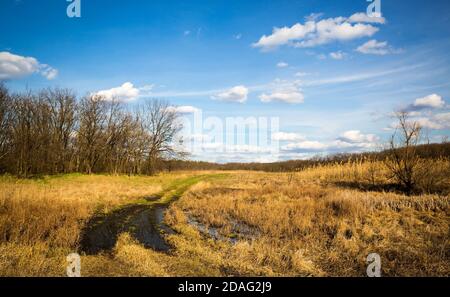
(0, 83, 183, 177)
(161, 142, 450, 173)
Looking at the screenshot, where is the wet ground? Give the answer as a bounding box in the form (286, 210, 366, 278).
(187, 215, 258, 244)
(79, 200, 173, 254)
(78, 174, 224, 255)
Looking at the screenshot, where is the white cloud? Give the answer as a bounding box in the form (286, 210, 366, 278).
(184, 30, 191, 36)
(281, 131, 380, 153)
(234, 33, 242, 40)
(413, 94, 445, 109)
(260, 90, 304, 104)
(94, 82, 140, 102)
(356, 39, 401, 55)
(294, 72, 309, 77)
(252, 21, 316, 50)
(276, 61, 289, 68)
(252, 14, 384, 51)
(337, 130, 379, 144)
(331, 139, 378, 150)
(282, 141, 328, 151)
(39, 64, 58, 80)
(347, 12, 386, 24)
(272, 132, 305, 141)
(409, 112, 450, 130)
(0, 51, 58, 80)
(329, 51, 346, 60)
(167, 105, 199, 114)
(211, 85, 248, 103)
(296, 17, 379, 48)
(253, 15, 380, 50)
(259, 79, 304, 104)
(416, 118, 443, 130)
(434, 112, 450, 123)
(139, 84, 154, 92)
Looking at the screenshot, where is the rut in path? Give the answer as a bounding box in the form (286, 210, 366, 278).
(78, 175, 216, 255)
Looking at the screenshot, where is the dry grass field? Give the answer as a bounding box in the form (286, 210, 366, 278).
(0, 161, 449, 276)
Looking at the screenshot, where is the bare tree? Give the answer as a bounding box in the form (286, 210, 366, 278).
(0, 85, 187, 176)
(77, 95, 108, 174)
(139, 99, 184, 174)
(103, 99, 141, 174)
(42, 88, 77, 173)
(0, 83, 12, 166)
(385, 111, 422, 194)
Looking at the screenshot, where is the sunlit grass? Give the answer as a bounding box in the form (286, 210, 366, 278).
(0, 164, 448, 276)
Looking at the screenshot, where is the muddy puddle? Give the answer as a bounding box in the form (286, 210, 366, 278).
(187, 216, 258, 244)
(79, 201, 174, 255)
(78, 175, 230, 255)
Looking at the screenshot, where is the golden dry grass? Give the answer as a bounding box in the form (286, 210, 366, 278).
(0, 163, 448, 276)
(0, 172, 199, 276)
(164, 164, 449, 276)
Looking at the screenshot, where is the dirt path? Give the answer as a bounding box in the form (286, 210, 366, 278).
(79, 174, 224, 255)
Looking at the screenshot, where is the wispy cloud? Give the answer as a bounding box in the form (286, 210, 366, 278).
(302, 64, 423, 87)
(356, 39, 402, 55)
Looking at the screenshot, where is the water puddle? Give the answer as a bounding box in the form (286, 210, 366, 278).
(79, 203, 173, 255)
(78, 175, 228, 255)
(187, 215, 258, 244)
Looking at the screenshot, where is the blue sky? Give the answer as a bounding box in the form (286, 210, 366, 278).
(1, 0, 450, 162)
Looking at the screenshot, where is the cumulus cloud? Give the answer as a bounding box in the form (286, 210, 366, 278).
(356, 39, 401, 55)
(402, 94, 446, 113)
(276, 61, 289, 68)
(0, 51, 58, 80)
(271, 132, 305, 141)
(253, 13, 381, 51)
(387, 96, 449, 130)
(94, 82, 140, 102)
(259, 79, 304, 104)
(347, 12, 386, 24)
(329, 51, 346, 60)
(413, 94, 445, 109)
(252, 22, 316, 51)
(211, 85, 248, 103)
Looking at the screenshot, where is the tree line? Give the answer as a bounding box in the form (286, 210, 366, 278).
(0, 83, 183, 177)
